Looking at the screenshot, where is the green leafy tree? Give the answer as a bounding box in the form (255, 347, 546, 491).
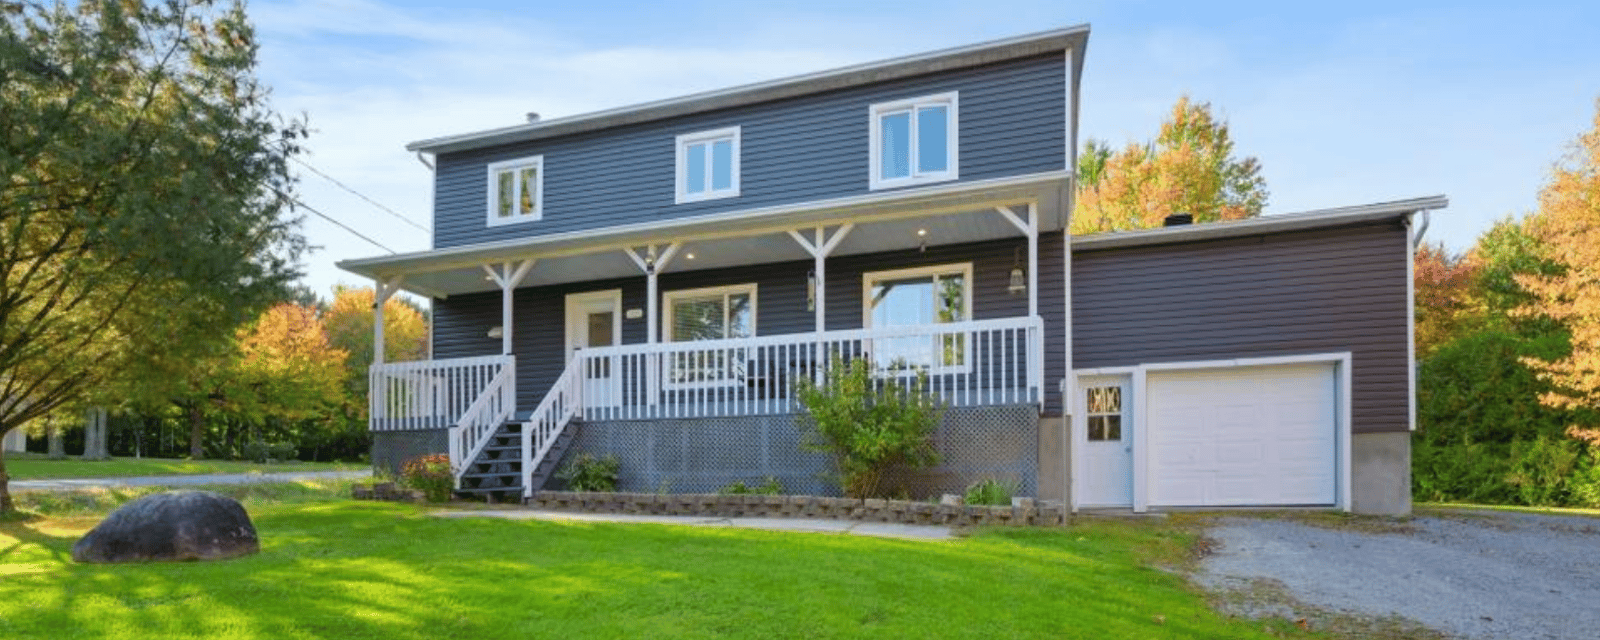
(0, 1, 307, 513)
(1073, 96, 1268, 233)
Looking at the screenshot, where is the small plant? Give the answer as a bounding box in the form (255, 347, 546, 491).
(400, 453, 454, 502)
(556, 452, 620, 492)
(720, 476, 784, 495)
(963, 478, 1019, 506)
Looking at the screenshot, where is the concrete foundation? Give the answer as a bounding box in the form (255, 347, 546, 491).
(1036, 416, 1068, 503)
(1351, 431, 1412, 515)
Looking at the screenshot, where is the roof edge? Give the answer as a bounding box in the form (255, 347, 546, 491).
(407, 24, 1090, 154)
(1070, 195, 1449, 251)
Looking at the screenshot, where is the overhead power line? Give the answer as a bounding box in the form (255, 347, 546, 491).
(271, 187, 395, 254)
(291, 156, 430, 233)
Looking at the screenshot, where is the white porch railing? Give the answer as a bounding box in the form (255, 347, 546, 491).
(368, 355, 515, 432)
(572, 316, 1044, 422)
(520, 354, 582, 498)
(447, 361, 518, 480)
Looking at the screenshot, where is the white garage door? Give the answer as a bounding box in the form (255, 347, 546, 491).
(1146, 363, 1337, 507)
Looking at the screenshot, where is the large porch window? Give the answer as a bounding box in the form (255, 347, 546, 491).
(863, 263, 971, 372)
(664, 284, 756, 386)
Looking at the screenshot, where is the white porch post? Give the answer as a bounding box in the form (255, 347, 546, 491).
(482, 260, 536, 355)
(787, 224, 852, 379)
(626, 243, 680, 410)
(373, 276, 403, 365)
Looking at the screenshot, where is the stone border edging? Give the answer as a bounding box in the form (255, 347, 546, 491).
(525, 491, 1066, 527)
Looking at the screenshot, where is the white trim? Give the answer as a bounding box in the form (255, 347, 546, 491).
(869, 91, 959, 191)
(485, 155, 544, 226)
(661, 283, 759, 343)
(1406, 213, 1420, 432)
(674, 126, 742, 204)
(861, 262, 974, 374)
(1071, 351, 1355, 514)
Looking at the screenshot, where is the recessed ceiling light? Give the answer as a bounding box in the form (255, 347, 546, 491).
(686, 252, 696, 260)
(917, 228, 928, 236)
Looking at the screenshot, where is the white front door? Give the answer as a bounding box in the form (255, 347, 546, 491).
(565, 290, 622, 408)
(1078, 375, 1133, 507)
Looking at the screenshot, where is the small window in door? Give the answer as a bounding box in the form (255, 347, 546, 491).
(1086, 386, 1122, 441)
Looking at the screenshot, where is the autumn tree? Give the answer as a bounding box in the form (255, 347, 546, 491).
(1073, 96, 1268, 233)
(0, 1, 306, 513)
(323, 286, 428, 432)
(228, 302, 348, 451)
(1413, 242, 1480, 358)
(1518, 100, 1600, 438)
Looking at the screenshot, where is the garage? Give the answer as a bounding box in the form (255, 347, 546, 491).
(1145, 362, 1340, 507)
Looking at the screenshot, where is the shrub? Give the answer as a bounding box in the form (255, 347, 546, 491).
(243, 441, 299, 463)
(400, 453, 454, 502)
(556, 452, 620, 492)
(720, 476, 784, 495)
(795, 356, 942, 499)
(1505, 435, 1583, 506)
(1411, 438, 1515, 505)
(964, 478, 1019, 506)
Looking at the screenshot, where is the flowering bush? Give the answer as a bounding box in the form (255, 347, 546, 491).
(400, 453, 453, 502)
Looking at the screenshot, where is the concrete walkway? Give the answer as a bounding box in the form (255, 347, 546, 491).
(433, 509, 957, 541)
(10, 469, 371, 492)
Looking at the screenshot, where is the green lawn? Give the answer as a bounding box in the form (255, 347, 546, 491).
(4, 453, 361, 480)
(0, 486, 1331, 640)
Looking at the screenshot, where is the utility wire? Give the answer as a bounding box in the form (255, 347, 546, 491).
(291, 156, 430, 233)
(272, 187, 396, 254)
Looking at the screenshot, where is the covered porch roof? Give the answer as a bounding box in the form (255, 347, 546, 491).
(336, 171, 1073, 299)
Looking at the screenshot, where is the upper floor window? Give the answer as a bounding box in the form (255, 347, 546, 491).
(675, 126, 741, 204)
(869, 91, 958, 190)
(486, 155, 543, 226)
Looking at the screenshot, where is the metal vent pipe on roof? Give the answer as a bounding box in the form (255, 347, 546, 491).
(526, 112, 541, 123)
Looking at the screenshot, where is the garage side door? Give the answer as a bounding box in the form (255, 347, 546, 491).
(1147, 363, 1337, 507)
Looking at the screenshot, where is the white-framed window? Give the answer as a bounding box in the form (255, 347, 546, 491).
(663, 284, 756, 386)
(869, 91, 958, 190)
(675, 126, 741, 204)
(862, 263, 972, 372)
(1085, 385, 1124, 441)
(486, 155, 543, 226)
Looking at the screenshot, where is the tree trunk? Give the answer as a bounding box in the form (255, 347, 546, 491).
(47, 419, 66, 460)
(0, 451, 13, 515)
(81, 407, 110, 461)
(188, 404, 206, 460)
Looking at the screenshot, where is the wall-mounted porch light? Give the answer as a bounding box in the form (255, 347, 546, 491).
(1008, 247, 1026, 296)
(806, 269, 816, 311)
(487, 325, 504, 339)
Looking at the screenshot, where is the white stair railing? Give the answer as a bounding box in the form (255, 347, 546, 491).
(521, 354, 583, 499)
(447, 361, 518, 482)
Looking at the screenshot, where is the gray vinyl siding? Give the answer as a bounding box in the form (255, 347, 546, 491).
(431, 54, 1067, 249)
(1071, 222, 1411, 433)
(432, 235, 1066, 415)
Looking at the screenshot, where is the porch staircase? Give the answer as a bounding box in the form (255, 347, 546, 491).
(455, 421, 578, 500)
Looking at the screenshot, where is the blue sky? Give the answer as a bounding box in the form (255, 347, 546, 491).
(251, 0, 1600, 297)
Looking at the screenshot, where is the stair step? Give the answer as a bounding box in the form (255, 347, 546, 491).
(462, 471, 522, 479)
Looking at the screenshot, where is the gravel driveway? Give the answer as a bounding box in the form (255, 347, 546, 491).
(1194, 510, 1600, 639)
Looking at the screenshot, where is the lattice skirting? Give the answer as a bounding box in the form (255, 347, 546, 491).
(371, 429, 449, 477)
(567, 404, 1039, 498)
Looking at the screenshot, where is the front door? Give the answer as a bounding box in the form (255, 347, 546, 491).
(565, 290, 622, 408)
(1079, 374, 1133, 507)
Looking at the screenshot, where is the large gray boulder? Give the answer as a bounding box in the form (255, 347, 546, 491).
(72, 491, 260, 563)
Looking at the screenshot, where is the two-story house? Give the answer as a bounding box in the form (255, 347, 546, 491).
(339, 25, 1442, 515)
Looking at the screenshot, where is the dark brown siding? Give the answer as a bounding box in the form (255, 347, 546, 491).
(1072, 222, 1410, 433)
(434, 234, 1068, 415)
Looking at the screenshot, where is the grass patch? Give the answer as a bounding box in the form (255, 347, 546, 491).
(1418, 501, 1600, 519)
(5, 453, 361, 480)
(0, 496, 1343, 639)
